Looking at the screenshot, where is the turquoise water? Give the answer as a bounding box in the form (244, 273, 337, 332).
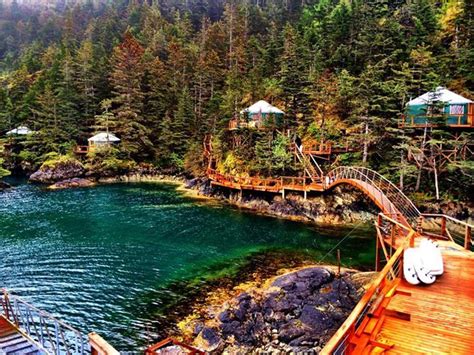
(0, 181, 375, 349)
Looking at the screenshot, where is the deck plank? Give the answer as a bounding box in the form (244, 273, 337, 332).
(371, 249, 474, 354)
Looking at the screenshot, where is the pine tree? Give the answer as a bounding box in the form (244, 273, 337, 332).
(109, 31, 151, 159)
(278, 24, 310, 130)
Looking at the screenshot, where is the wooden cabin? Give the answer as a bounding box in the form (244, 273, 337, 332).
(400, 87, 474, 128)
(75, 132, 120, 155)
(229, 100, 285, 130)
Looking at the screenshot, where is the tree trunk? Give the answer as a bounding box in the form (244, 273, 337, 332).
(433, 156, 440, 200)
(400, 150, 404, 190)
(362, 119, 369, 163)
(415, 125, 428, 191)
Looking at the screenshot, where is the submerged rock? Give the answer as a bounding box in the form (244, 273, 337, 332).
(30, 157, 85, 183)
(48, 178, 95, 189)
(0, 180, 11, 190)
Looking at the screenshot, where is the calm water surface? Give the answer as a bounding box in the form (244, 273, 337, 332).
(0, 181, 375, 349)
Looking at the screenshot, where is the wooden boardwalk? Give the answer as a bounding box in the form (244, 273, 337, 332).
(205, 138, 474, 354)
(380, 244, 474, 354)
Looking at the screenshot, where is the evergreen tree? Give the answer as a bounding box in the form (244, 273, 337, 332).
(109, 31, 151, 159)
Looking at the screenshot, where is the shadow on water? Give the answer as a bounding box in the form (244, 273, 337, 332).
(0, 181, 376, 350)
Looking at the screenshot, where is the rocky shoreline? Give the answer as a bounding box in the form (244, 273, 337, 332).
(13, 160, 473, 225)
(175, 265, 375, 353)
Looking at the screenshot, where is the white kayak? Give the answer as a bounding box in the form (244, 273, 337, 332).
(419, 238, 444, 276)
(404, 247, 436, 285)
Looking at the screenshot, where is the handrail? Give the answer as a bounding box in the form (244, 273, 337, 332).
(420, 214, 473, 250)
(326, 166, 421, 229)
(421, 213, 474, 228)
(322, 229, 414, 354)
(1, 289, 90, 354)
(294, 144, 324, 180)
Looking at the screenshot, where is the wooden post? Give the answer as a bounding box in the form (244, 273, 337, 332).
(416, 216, 424, 235)
(337, 249, 341, 277)
(89, 332, 120, 355)
(465, 226, 471, 250)
(390, 225, 395, 257)
(441, 216, 446, 238)
(303, 190, 307, 200)
(375, 215, 382, 272)
(282, 188, 285, 200)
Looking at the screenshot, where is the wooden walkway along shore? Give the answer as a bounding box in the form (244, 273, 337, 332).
(204, 137, 474, 354)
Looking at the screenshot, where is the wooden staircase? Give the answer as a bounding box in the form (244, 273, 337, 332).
(293, 143, 324, 183)
(0, 316, 44, 355)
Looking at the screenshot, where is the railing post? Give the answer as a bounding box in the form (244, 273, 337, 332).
(375, 214, 382, 272)
(441, 216, 447, 237)
(55, 321, 60, 355)
(465, 225, 472, 250)
(416, 216, 424, 235)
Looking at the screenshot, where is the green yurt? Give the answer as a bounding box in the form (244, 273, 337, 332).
(405, 87, 473, 127)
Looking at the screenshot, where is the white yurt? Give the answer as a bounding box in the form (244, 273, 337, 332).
(6, 126, 33, 136)
(88, 132, 120, 148)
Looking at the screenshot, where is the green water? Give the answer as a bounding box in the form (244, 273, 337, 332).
(0, 181, 375, 349)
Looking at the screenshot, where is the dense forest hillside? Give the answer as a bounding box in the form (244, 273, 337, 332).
(0, 0, 472, 201)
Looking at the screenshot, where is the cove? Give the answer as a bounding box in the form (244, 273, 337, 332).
(0, 181, 375, 350)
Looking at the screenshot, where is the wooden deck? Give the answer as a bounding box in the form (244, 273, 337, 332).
(372, 245, 474, 354)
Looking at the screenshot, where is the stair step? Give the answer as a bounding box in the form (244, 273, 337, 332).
(0, 333, 23, 344)
(5, 339, 34, 355)
(1, 336, 29, 352)
(0, 331, 18, 341)
(6, 344, 37, 355)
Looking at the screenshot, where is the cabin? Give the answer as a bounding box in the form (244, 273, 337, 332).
(74, 132, 120, 155)
(229, 100, 285, 130)
(5, 126, 33, 136)
(401, 87, 474, 128)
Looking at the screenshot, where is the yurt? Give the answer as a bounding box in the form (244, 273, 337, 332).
(404, 87, 473, 127)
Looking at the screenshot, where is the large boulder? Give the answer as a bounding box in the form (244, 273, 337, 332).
(30, 157, 85, 183)
(48, 178, 95, 190)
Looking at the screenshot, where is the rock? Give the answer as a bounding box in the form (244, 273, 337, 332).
(48, 178, 95, 189)
(271, 273, 298, 289)
(299, 305, 332, 332)
(278, 320, 306, 343)
(30, 158, 85, 183)
(195, 327, 222, 351)
(218, 310, 233, 323)
(187, 266, 364, 353)
(0, 180, 11, 190)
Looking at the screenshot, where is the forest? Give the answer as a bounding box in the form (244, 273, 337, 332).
(0, 0, 472, 202)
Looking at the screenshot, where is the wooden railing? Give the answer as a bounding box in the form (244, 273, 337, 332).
(419, 213, 473, 251)
(89, 332, 120, 355)
(228, 119, 249, 130)
(326, 167, 421, 230)
(207, 168, 282, 191)
(322, 223, 415, 355)
(302, 141, 332, 155)
(146, 337, 204, 354)
(74, 145, 89, 154)
(399, 114, 473, 128)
